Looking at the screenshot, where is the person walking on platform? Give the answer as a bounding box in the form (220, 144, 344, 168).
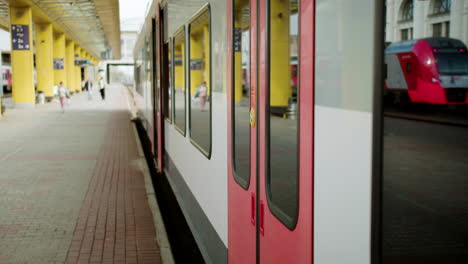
(85, 79, 93, 100)
(58, 82, 67, 113)
(198, 81, 207, 111)
(99, 76, 106, 101)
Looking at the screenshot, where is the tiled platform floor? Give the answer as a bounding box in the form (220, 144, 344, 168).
(0, 86, 160, 264)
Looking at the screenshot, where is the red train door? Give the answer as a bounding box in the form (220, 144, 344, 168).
(228, 0, 258, 262)
(228, 0, 314, 263)
(257, 0, 313, 263)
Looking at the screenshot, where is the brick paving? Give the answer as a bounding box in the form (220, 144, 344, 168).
(0, 86, 160, 264)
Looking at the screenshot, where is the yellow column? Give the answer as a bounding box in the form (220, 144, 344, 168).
(234, 15, 242, 102)
(53, 33, 67, 87)
(10, 7, 35, 108)
(66, 39, 75, 95)
(174, 41, 185, 92)
(190, 33, 203, 95)
(74, 45, 81, 92)
(36, 23, 54, 99)
(270, 0, 291, 108)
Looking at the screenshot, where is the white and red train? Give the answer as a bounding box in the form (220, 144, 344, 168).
(131, 0, 468, 263)
(385, 37, 468, 104)
(1, 51, 12, 94)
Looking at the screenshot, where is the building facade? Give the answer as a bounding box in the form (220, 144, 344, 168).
(386, 0, 468, 45)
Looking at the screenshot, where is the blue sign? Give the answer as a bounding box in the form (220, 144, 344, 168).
(54, 58, 64, 70)
(11, 25, 30, 51)
(75, 59, 89, 67)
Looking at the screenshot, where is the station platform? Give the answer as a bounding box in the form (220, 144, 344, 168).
(0, 85, 170, 264)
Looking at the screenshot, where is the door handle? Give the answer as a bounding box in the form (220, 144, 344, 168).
(251, 192, 255, 225)
(260, 200, 265, 236)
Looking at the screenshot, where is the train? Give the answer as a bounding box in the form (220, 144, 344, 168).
(385, 37, 468, 104)
(2, 65, 12, 93)
(1, 51, 42, 96)
(131, 0, 468, 263)
(1, 51, 12, 94)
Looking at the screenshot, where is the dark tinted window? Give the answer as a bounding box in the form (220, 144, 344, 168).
(435, 53, 468, 75)
(165, 40, 172, 121)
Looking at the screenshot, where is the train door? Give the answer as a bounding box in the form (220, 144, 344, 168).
(228, 0, 313, 263)
(228, 0, 258, 262)
(257, 0, 313, 262)
(152, 5, 165, 173)
(151, 17, 159, 165)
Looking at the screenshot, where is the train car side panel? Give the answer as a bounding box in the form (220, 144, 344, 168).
(314, 0, 377, 263)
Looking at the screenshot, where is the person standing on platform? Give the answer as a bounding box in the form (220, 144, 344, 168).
(99, 76, 105, 101)
(58, 81, 67, 113)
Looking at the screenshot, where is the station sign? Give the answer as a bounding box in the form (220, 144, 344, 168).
(75, 59, 90, 67)
(11, 25, 30, 50)
(234, 28, 242, 52)
(190, 59, 203, 70)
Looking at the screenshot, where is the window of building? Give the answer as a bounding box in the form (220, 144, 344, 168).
(267, 0, 300, 229)
(232, 0, 251, 189)
(189, 7, 211, 157)
(174, 27, 186, 135)
(401, 28, 413, 40)
(400, 0, 413, 21)
(432, 22, 450, 37)
(433, 23, 443, 37)
(432, 0, 451, 15)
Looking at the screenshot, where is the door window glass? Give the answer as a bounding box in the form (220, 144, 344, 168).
(233, 0, 251, 188)
(267, 0, 299, 228)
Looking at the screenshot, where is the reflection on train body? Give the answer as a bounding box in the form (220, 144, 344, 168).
(383, 2, 468, 263)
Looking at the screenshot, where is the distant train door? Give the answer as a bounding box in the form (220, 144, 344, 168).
(257, 0, 313, 263)
(153, 5, 165, 173)
(151, 17, 159, 162)
(229, 0, 313, 263)
(228, 0, 258, 262)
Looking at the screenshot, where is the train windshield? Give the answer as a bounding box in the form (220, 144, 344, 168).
(435, 52, 468, 75)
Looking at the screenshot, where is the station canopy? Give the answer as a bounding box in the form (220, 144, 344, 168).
(0, 0, 121, 59)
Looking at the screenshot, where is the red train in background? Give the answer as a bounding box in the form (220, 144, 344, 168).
(385, 37, 468, 104)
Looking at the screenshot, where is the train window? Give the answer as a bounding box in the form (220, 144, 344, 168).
(164, 39, 173, 122)
(174, 27, 186, 135)
(266, 0, 299, 228)
(382, 4, 468, 263)
(232, 0, 251, 188)
(189, 7, 211, 157)
(434, 52, 468, 75)
(136, 65, 143, 96)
